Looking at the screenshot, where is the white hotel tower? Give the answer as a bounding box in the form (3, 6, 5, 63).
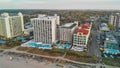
(0, 12, 24, 38)
(31, 14, 60, 44)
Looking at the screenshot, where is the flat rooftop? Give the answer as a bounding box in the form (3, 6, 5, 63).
(74, 23, 91, 35)
(61, 23, 76, 28)
(106, 33, 118, 44)
(31, 16, 56, 21)
(74, 28, 89, 35)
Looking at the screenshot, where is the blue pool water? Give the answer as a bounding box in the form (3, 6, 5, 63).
(56, 43, 71, 49)
(29, 42, 51, 49)
(17, 37, 27, 42)
(102, 53, 118, 58)
(0, 40, 6, 44)
(29, 42, 37, 47)
(104, 49, 120, 54)
(17, 37, 26, 40)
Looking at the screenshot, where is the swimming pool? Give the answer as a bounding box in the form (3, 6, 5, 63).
(103, 49, 120, 54)
(29, 42, 51, 49)
(29, 42, 37, 47)
(56, 43, 71, 49)
(72, 46, 84, 51)
(0, 40, 6, 44)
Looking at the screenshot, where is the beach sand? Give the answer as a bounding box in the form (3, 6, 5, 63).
(0, 55, 54, 68)
(0, 54, 78, 68)
(0, 49, 119, 68)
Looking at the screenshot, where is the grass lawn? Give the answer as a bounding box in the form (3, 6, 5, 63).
(102, 58, 120, 67)
(17, 47, 97, 63)
(0, 45, 15, 49)
(17, 47, 64, 57)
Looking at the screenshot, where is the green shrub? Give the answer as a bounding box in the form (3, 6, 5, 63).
(51, 48, 65, 54)
(102, 58, 120, 67)
(67, 50, 90, 58)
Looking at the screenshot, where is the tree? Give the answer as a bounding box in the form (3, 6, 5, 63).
(108, 24, 115, 30)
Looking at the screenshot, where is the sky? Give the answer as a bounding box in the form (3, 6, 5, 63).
(0, 0, 120, 9)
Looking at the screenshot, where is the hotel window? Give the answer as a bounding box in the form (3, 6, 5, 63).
(83, 43, 86, 45)
(43, 20, 44, 23)
(83, 36, 86, 38)
(73, 41, 76, 43)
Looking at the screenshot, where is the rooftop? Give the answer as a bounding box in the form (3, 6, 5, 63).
(100, 23, 108, 27)
(61, 23, 76, 28)
(105, 33, 118, 44)
(74, 28, 89, 35)
(74, 23, 91, 35)
(0, 12, 22, 17)
(32, 16, 55, 20)
(80, 23, 91, 29)
(31, 14, 59, 20)
(100, 27, 110, 31)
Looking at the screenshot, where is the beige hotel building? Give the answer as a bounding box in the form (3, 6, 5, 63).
(0, 12, 24, 38)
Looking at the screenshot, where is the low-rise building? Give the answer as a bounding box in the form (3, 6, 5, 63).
(99, 23, 110, 32)
(103, 33, 120, 55)
(113, 30, 120, 45)
(72, 23, 92, 51)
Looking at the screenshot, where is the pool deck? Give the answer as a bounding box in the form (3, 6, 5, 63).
(56, 43, 71, 49)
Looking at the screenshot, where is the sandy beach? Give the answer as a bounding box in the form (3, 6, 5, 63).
(0, 49, 119, 68)
(0, 52, 79, 68)
(0, 55, 57, 68)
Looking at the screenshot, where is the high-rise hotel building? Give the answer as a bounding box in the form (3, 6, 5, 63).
(109, 13, 120, 28)
(0, 12, 24, 38)
(59, 21, 78, 43)
(31, 14, 60, 44)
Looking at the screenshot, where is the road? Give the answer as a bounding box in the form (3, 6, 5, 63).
(88, 17, 101, 58)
